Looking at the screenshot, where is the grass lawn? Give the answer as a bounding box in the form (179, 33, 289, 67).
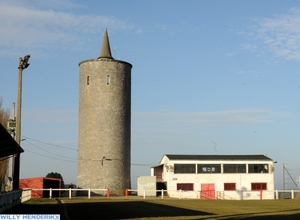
(3, 198, 300, 220)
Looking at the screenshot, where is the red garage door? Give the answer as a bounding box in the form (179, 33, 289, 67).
(201, 183, 215, 199)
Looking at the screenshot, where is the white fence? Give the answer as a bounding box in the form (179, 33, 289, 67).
(0, 189, 31, 213)
(29, 188, 300, 200)
(30, 188, 110, 199)
(1, 188, 300, 213)
(128, 189, 300, 200)
(275, 190, 300, 199)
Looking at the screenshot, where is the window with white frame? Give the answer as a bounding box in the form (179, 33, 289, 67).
(224, 183, 236, 191)
(198, 164, 221, 173)
(251, 182, 267, 190)
(177, 183, 193, 191)
(248, 164, 269, 173)
(223, 164, 246, 173)
(174, 164, 195, 173)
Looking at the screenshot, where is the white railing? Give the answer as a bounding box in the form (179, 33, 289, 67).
(126, 189, 198, 199)
(274, 190, 300, 199)
(0, 189, 31, 213)
(126, 189, 300, 200)
(2, 188, 299, 212)
(31, 188, 110, 199)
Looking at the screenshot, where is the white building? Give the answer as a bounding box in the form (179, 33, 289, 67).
(137, 176, 156, 196)
(151, 154, 275, 200)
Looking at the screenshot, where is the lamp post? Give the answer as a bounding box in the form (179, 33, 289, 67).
(13, 55, 30, 190)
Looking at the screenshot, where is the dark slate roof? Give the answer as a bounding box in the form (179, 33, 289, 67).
(0, 123, 24, 158)
(165, 154, 272, 161)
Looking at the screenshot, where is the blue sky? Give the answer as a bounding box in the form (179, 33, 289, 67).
(1, 0, 300, 189)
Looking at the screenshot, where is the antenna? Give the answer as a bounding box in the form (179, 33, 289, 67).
(7, 102, 16, 137)
(11, 102, 15, 120)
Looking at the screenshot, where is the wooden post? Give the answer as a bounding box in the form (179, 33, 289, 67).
(49, 188, 52, 199)
(125, 189, 128, 199)
(260, 190, 262, 200)
(107, 188, 110, 199)
(69, 188, 72, 199)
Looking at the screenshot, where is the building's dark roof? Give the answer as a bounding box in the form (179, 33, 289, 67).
(165, 154, 272, 161)
(0, 123, 24, 158)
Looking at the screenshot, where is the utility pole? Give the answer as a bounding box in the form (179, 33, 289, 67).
(13, 55, 30, 190)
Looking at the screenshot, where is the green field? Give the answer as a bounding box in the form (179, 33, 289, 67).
(4, 198, 300, 220)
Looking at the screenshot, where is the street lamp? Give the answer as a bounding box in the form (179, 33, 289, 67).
(16, 55, 30, 144)
(13, 55, 30, 190)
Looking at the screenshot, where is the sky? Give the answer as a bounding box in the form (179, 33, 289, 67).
(1, 0, 300, 189)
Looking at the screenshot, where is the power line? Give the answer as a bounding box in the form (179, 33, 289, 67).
(23, 149, 156, 166)
(24, 139, 77, 160)
(21, 136, 157, 166)
(22, 135, 77, 151)
(23, 149, 157, 166)
(25, 149, 77, 163)
(131, 163, 157, 166)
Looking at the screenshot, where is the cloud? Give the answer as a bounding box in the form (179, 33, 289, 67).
(241, 43, 257, 52)
(0, 1, 133, 57)
(23, 109, 77, 123)
(21, 108, 291, 152)
(131, 109, 286, 150)
(251, 8, 300, 61)
(22, 108, 282, 137)
(133, 109, 283, 129)
(22, 109, 78, 143)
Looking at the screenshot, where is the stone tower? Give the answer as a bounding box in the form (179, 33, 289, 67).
(77, 30, 132, 195)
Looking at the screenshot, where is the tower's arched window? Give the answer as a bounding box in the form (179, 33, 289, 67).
(87, 76, 90, 85)
(106, 75, 110, 85)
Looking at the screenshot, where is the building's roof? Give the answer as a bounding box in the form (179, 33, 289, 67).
(164, 154, 273, 161)
(99, 29, 113, 59)
(20, 177, 61, 181)
(0, 123, 24, 158)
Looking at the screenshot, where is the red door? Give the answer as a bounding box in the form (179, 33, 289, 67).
(201, 184, 215, 199)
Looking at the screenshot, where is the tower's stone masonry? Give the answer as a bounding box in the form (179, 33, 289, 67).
(77, 31, 132, 195)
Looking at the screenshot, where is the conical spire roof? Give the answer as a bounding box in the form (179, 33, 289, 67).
(99, 29, 113, 59)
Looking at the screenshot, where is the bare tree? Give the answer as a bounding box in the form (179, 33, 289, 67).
(0, 97, 10, 125)
(0, 97, 10, 191)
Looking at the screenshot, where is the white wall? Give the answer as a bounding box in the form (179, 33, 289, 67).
(137, 176, 156, 196)
(160, 158, 274, 199)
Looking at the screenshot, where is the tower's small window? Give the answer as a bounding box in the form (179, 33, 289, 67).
(106, 75, 110, 85)
(87, 76, 90, 85)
